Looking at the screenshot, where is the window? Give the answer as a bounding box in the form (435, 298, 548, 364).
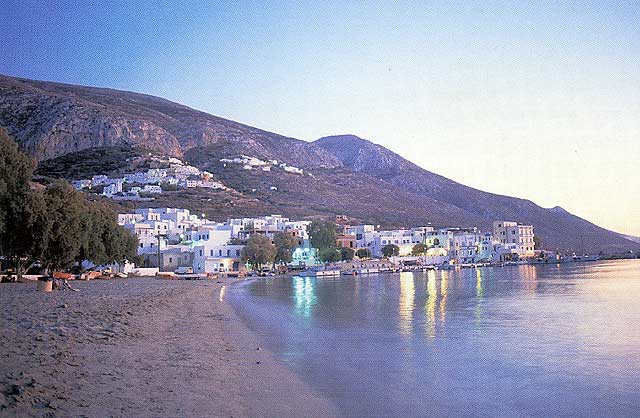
(169, 257, 172, 263)
(210, 250, 214, 256)
(139, 243, 143, 248)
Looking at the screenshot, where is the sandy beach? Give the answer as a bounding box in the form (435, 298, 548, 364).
(0, 278, 338, 418)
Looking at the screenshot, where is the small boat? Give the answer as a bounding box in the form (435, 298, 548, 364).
(314, 269, 340, 277)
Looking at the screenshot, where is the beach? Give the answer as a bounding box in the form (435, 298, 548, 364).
(0, 278, 338, 418)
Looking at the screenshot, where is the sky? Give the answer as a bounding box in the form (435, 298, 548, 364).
(2, 1, 639, 235)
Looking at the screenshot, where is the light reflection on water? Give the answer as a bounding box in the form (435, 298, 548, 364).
(293, 276, 317, 318)
(230, 260, 640, 418)
(398, 272, 414, 335)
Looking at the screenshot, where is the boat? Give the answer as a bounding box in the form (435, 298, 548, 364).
(315, 269, 341, 277)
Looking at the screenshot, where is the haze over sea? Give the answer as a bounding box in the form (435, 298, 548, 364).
(228, 260, 640, 418)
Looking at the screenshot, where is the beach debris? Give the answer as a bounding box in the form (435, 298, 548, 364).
(58, 303, 68, 309)
(52, 278, 78, 292)
(7, 384, 23, 396)
(256, 347, 261, 351)
(256, 361, 261, 365)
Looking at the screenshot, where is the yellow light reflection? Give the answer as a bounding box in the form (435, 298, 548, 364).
(474, 268, 484, 326)
(425, 270, 437, 338)
(520, 265, 538, 294)
(475, 269, 484, 298)
(439, 270, 449, 323)
(219, 285, 226, 302)
(399, 272, 415, 335)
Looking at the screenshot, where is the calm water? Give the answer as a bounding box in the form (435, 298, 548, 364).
(227, 260, 640, 418)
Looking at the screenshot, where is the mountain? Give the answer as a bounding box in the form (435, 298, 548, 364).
(0, 74, 340, 168)
(314, 135, 638, 254)
(621, 234, 640, 244)
(0, 74, 637, 254)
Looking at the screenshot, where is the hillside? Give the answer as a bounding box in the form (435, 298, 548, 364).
(0, 74, 637, 254)
(314, 135, 637, 254)
(0, 74, 340, 168)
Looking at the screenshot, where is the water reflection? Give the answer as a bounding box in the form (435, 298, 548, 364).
(399, 272, 415, 335)
(425, 270, 438, 338)
(232, 261, 640, 418)
(440, 270, 449, 323)
(474, 268, 484, 327)
(475, 269, 484, 298)
(520, 265, 538, 293)
(293, 276, 317, 318)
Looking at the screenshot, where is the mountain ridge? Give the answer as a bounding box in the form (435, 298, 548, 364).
(0, 74, 637, 253)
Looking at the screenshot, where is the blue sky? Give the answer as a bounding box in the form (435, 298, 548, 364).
(2, 1, 639, 235)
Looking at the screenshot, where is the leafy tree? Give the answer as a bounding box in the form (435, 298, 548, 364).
(0, 129, 50, 279)
(318, 247, 341, 263)
(339, 247, 355, 261)
(241, 234, 276, 270)
(274, 231, 298, 264)
(411, 243, 429, 256)
(40, 181, 85, 272)
(356, 248, 372, 259)
(78, 201, 139, 267)
(533, 236, 542, 250)
(381, 244, 400, 258)
(0, 130, 139, 276)
(308, 220, 337, 250)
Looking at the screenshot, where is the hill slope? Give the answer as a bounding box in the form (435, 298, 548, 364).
(0, 74, 340, 168)
(0, 74, 636, 254)
(314, 135, 637, 254)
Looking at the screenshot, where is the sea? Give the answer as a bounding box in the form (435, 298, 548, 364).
(227, 260, 640, 418)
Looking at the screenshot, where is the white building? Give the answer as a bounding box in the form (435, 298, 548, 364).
(91, 175, 108, 186)
(102, 183, 122, 197)
(493, 221, 535, 258)
(143, 185, 162, 194)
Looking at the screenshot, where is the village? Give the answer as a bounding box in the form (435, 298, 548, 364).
(115, 206, 541, 277)
(70, 153, 307, 200)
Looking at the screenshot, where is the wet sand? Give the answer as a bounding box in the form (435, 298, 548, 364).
(0, 278, 338, 418)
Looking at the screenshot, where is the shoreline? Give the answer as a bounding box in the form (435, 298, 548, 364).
(0, 277, 338, 418)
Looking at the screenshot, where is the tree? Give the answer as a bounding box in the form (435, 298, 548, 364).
(356, 248, 372, 259)
(533, 236, 542, 250)
(241, 234, 276, 270)
(78, 201, 139, 267)
(318, 247, 341, 263)
(382, 244, 400, 258)
(0, 130, 138, 277)
(40, 181, 85, 272)
(274, 231, 298, 265)
(339, 247, 355, 261)
(411, 243, 429, 256)
(307, 220, 337, 250)
(0, 129, 50, 279)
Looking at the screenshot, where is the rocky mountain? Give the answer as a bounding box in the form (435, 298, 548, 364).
(0, 75, 340, 168)
(0, 74, 637, 254)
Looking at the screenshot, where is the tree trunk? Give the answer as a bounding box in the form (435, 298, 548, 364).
(15, 260, 24, 282)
